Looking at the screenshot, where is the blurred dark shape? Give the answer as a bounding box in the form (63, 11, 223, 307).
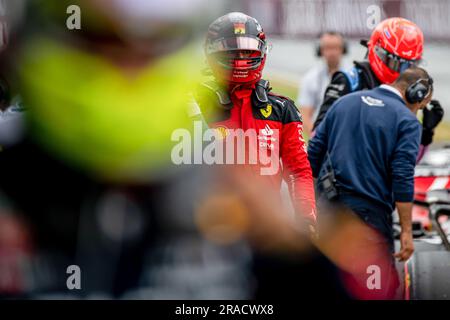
(0, 75, 10, 110)
(0, 141, 356, 299)
(188, 167, 354, 300)
(316, 204, 400, 299)
(0, 205, 33, 296)
(4, 0, 221, 182)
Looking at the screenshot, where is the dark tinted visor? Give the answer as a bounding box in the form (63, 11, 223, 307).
(375, 45, 420, 73)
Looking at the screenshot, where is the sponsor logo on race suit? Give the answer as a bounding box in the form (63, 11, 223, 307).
(258, 124, 276, 150)
(361, 96, 385, 107)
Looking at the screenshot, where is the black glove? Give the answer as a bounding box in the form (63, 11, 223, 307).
(421, 100, 444, 146)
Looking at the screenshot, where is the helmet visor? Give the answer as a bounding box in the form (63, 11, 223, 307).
(206, 36, 267, 56)
(375, 45, 420, 73)
(210, 50, 264, 70)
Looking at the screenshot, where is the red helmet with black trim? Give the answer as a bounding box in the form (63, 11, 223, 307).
(205, 12, 268, 85)
(367, 17, 424, 84)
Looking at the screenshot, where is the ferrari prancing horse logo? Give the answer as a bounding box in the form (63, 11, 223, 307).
(261, 104, 272, 118)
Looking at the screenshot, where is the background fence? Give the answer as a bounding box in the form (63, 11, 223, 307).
(229, 0, 450, 42)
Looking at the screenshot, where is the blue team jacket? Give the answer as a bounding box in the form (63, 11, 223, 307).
(308, 86, 421, 215)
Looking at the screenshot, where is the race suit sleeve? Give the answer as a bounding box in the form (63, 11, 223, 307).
(313, 72, 352, 130)
(391, 119, 422, 202)
(307, 113, 330, 178)
(280, 100, 317, 222)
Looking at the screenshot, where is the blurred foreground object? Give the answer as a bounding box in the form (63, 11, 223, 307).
(8, 0, 224, 182)
(0, 0, 337, 300)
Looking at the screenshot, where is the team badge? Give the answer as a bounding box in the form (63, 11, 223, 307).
(261, 104, 272, 118)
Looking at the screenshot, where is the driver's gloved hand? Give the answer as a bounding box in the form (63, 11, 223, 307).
(421, 100, 444, 146)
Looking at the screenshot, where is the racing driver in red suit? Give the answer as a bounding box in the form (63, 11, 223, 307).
(194, 12, 317, 232)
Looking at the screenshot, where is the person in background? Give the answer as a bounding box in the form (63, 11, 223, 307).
(308, 67, 434, 299)
(297, 31, 348, 136)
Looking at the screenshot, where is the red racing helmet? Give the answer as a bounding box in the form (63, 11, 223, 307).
(367, 17, 424, 84)
(205, 12, 268, 85)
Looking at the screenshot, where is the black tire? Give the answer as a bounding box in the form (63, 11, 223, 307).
(409, 251, 450, 300)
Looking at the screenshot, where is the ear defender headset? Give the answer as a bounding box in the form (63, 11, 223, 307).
(316, 31, 348, 57)
(405, 77, 433, 104)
